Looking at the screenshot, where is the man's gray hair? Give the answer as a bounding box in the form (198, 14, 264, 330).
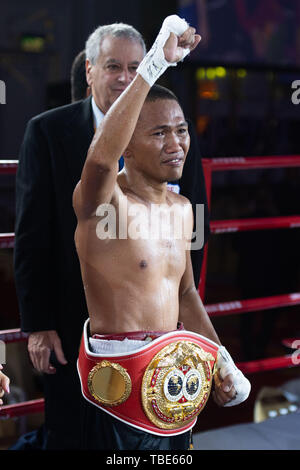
(85, 23, 146, 65)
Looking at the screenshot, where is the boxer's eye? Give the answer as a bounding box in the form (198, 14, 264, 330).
(153, 131, 164, 136)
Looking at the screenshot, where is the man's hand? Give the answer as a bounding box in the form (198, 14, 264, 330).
(213, 372, 237, 407)
(137, 15, 201, 87)
(28, 330, 68, 374)
(0, 365, 10, 408)
(213, 346, 251, 407)
(163, 28, 201, 64)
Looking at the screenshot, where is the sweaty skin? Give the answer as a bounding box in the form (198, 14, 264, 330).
(75, 193, 190, 335)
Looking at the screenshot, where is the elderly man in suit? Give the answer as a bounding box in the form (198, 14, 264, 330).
(14, 21, 209, 449)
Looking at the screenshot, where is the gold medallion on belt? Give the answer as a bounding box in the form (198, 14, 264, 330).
(88, 360, 132, 406)
(141, 341, 215, 430)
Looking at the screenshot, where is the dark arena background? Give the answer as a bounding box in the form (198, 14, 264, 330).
(0, 0, 299, 453)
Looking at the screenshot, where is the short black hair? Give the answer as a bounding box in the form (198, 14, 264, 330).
(71, 50, 88, 102)
(145, 84, 181, 106)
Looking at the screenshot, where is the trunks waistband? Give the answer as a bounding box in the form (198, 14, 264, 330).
(92, 322, 184, 342)
(77, 319, 219, 437)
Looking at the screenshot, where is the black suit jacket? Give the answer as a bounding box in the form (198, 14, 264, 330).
(14, 96, 210, 358)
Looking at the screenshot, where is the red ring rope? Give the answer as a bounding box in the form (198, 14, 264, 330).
(0, 160, 18, 175)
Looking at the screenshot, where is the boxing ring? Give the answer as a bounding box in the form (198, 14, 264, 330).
(0, 156, 299, 421)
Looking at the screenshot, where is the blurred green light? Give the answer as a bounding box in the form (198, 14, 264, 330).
(216, 66, 226, 78)
(206, 68, 216, 80)
(196, 68, 206, 80)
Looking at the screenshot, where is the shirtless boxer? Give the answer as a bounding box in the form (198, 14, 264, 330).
(73, 16, 250, 450)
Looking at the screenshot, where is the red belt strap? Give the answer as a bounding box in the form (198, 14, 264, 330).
(77, 319, 219, 436)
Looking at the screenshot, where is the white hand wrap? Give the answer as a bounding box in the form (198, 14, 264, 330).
(137, 15, 190, 87)
(217, 346, 251, 407)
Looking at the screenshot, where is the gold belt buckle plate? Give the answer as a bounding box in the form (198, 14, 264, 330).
(141, 341, 215, 430)
(88, 360, 132, 406)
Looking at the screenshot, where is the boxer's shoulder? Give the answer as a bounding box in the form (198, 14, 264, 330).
(167, 190, 192, 209)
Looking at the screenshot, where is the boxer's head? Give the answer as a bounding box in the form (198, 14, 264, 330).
(71, 50, 90, 103)
(85, 24, 146, 113)
(124, 85, 190, 183)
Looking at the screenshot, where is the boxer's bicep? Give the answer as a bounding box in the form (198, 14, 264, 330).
(73, 159, 119, 219)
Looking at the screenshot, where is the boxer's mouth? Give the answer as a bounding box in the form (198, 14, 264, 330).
(161, 155, 184, 166)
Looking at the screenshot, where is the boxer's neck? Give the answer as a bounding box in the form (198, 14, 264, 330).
(118, 169, 168, 205)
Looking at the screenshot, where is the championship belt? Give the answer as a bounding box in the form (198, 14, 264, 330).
(77, 319, 219, 436)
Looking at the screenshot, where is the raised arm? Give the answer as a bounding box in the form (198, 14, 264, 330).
(73, 16, 201, 219)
